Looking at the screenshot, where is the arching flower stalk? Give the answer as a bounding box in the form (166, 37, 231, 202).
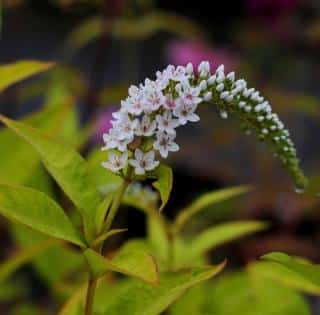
(102, 61, 308, 190)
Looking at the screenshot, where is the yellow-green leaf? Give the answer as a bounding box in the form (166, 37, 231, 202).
(0, 60, 54, 93)
(0, 115, 101, 242)
(147, 213, 169, 264)
(187, 269, 311, 315)
(150, 164, 173, 211)
(175, 221, 267, 266)
(58, 284, 86, 315)
(0, 100, 74, 186)
(174, 186, 251, 232)
(64, 12, 204, 55)
(11, 224, 85, 286)
(261, 252, 320, 295)
(100, 263, 226, 315)
(84, 243, 159, 285)
(0, 184, 86, 247)
(186, 221, 267, 261)
(0, 239, 58, 282)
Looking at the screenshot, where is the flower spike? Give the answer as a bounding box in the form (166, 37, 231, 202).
(101, 62, 307, 189)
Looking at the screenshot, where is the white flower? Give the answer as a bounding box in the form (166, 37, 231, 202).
(204, 91, 212, 101)
(113, 114, 138, 141)
(144, 88, 165, 112)
(220, 111, 228, 119)
(216, 83, 224, 92)
(208, 75, 216, 85)
(115, 137, 132, 152)
(102, 128, 120, 150)
(226, 72, 235, 81)
(164, 94, 178, 110)
(216, 72, 225, 83)
(126, 95, 145, 115)
(199, 80, 207, 91)
(102, 151, 128, 172)
(153, 132, 179, 158)
(129, 149, 159, 175)
(178, 82, 202, 106)
(173, 66, 187, 80)
(186, 62, 194, 75)
(198, 61, 210, 77)
(128, 85, 140, 97)
(135, 115, 157, 136)
(216, 64, 225, 73)
(173, 102, 200, 125)
(112, 110, 127, 120)
(156, 111, 180, 135)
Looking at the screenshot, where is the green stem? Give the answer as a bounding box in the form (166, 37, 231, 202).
(84, 277, 97, 315)
(84, 178, 130, 315)
(103, 179, 131, 232)
(167, 228, 175, 270)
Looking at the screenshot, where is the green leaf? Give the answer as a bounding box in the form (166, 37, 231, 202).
(64, 12, 203, 55)
(260, 252, 320, 295)
(0, 60, 54, 93)
(0, 239, 58, 282)
(11, 224, 85, 286)
(58, 284, 86, 315)
(0, 184, 86, 247)
(196, 270, 311, 315)
(100, 263, 226, 315)
(147, 213, 169, 265)
(84, 243, 159, 285)
(91, 229, 127, 248)
(0, 115, 101, 241)
(169, 283, 208, 315)
(150, 164, 173, 211)
(0, 100, 74, 186)
(174, 186, 251, 232)
(186, 221, 267, 261)
(87, 148, 122, 195)
(95, 193, 114, 232)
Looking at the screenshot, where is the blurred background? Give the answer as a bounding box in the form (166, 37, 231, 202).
(1, 0, 320, 314)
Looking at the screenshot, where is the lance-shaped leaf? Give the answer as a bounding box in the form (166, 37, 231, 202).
(187, 221, 267, 261)
(100, 262, 226, 315)
(147, 213, 169, 264)
(64, 12, 203, 55)
(0, 60, 54, 93)
(0, 239, 58, 282)
(149, 164, 173, 211)
(195, 269, 311, 315)
(58, 284, 86, 315)
(174, 186, 251, 232)
(84, 243, 159, 285)
(11, 224, 85, 286)
(0, 100, 74, 186)
(0, 115, 101, 241)
(0, 184, 86, 247)
(261, 252, 320, 295)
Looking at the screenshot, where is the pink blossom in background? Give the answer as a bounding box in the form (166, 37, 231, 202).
(246, 0, 298, 18)
(166, 40, 235, 73)
(93, 108, 115, 144)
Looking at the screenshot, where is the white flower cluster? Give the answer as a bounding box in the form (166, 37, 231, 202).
(102, 61, 307, 188)
(102, 63, 203, 176)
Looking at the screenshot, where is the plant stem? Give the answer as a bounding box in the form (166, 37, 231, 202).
(103, 179, 131, 232)
(84, 277, 98, 315)
(84, 179, 130, 314)
(167, 229, 175, 270)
